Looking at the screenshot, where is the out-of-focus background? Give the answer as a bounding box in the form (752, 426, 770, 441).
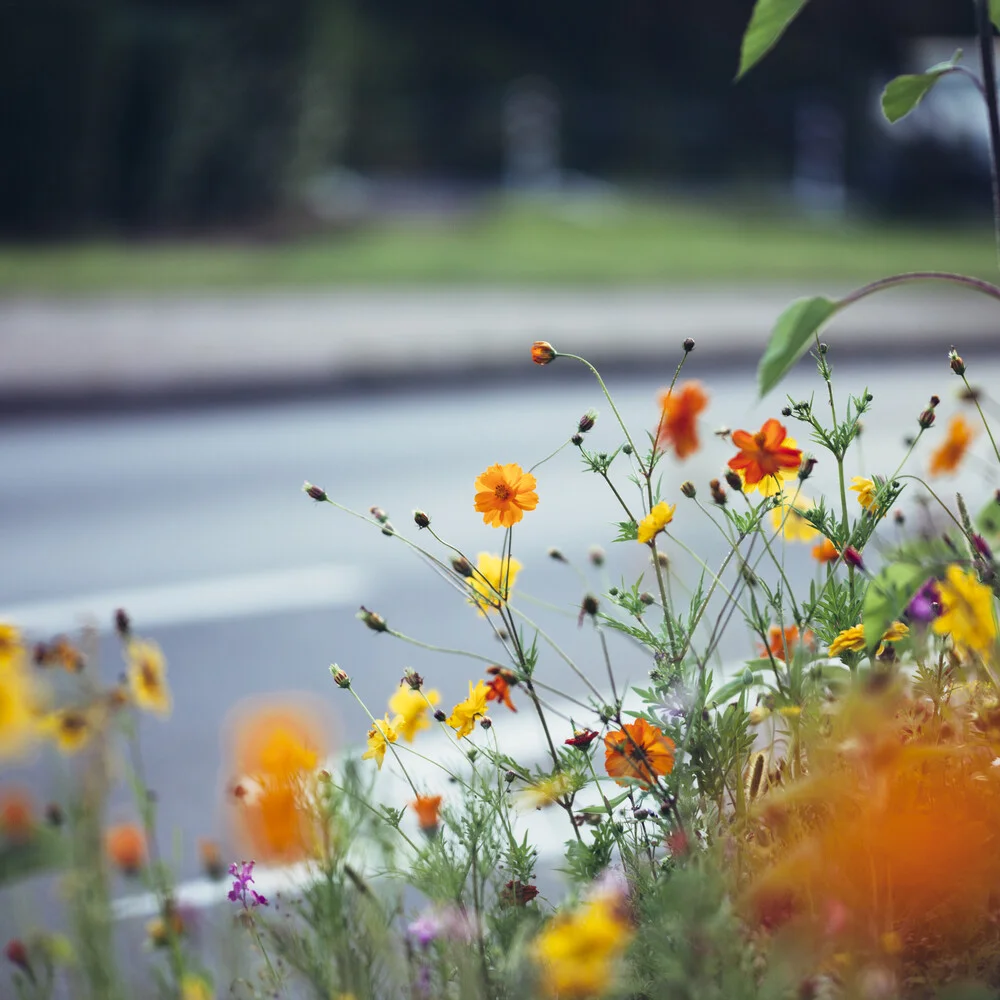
(2, 0, 1000, 923)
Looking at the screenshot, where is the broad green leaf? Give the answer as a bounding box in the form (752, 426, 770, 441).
(862, 562, 926, 652)
(881, 52, 962, 124)
(975, 492, 1000, 540)
(710, 669, 766, 705)
(737, 0, 812, 79)
(0, 828, 68, 887)
(757, 296, 840, 397)
(992, 0, 1000, 32)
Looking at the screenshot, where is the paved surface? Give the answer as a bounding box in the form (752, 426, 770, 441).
(1, 284, 998, 408)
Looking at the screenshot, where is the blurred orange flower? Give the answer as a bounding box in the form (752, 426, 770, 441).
(929, 414, 976, 476)
(759, 625, 813, 661)
(728, 419, 802, 488)
(656, 381, 708, 460)
(811, 537, 839, 563)
(485, 674, 517, 712)
(106, 822, 147, 875)
(0, 788, 34, 843)
(473, 463, 538, 528)
(411, 794, 442, 832)
(604, 718, 675, 786)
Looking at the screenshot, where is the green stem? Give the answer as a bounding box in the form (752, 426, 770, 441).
(963, 373, 1000, 466)
(837, 271, 1000, 308)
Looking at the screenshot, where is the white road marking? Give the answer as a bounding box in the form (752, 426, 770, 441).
(0, 563, 366, 634)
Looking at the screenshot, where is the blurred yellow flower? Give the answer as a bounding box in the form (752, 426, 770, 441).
(636, 501, 676, 545)
(388, 685, 440, 742)
(468, 552, 521, 615)
(43, 708, 92, 755)
(933, 564, 998, 656)
(770, 497, 818, 542)
(447, 680, 489, 738)
(126, 640, 172, 717)
(180, 974, 213, 1000)
(362, 714, 400, 769)
(828, 624, 866, 657)
(517, 772, 574, 810)
(0, 624, 23, 670)
(0, 655, 38, 761)
(532, 894, 632, 998)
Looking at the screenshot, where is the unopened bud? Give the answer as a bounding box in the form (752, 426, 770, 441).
(588, 545, 605, 567)
(369, 506, 389, 524)
(818, 342, 828, 355)
(581, 594, 599, 617)
(710, 479, 727, 506)
(571, 434, 584, 446)
(680, 481, 696, 498)
(973, 534, 994, 561)
(929, 395, 940, 408)
(655, 551, 669, 568)
(781, 406, 792, 417)
(479, 717, 493, 731)
(577, 410, 597, 434)
(531, 341, 557, 365)
(622, 443, 633, 455)
(114, 608, 131, 637)
(381, 521, 395, 536)
(452, 557, 473, 578)
(548, 548, 566, 562)
(949, 349, 966, 376)
(842, 546, 865, 570)
(357, 607, 388, 633)
(609, 586, 619, 596)
(505, 770, 517, 783)
(683, 338, 695, 353)
(724, 470, 742, 492)
(413, 510, 430, 529)
(639, 592, 655, 606)
(5, 939, 28, 972)
(798, 456, 818, 482)
(303, 482, 327, 502)
(918, 408, 936, 430)
(433, 710, 447, 722)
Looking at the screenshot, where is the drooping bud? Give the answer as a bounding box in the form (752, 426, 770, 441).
(330, 665, 351, 688)
(578, 594, 599, 627)
(724, 470, 742, 492)
(577, 410, 597, 434)
(357, 607, 388, 633)
(531, 341, 557, 365)
(303, 482, 327, 502)
(798, 456, 818, 481)
(949, 349, 966, 376)
(413, 510, 430, 529)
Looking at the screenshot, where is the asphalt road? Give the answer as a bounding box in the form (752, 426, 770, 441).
(1, 355, 998, 920)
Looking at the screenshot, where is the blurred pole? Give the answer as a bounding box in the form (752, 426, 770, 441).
(503, 77, 561, 191)
(792, 97, 846, 218)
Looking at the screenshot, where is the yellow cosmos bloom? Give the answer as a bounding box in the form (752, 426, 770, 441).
(532, 894, 632, 998)
(388, 685, 440, 742)
(180, 974, 214, 1000)
(362, 714, 400, 770)
(0, 656, 38, 761)
(636, 501, 676, 545)
(517, 772, 574, 810)
(126, 640, 172, 718)
(735, 434, 801, 496)
(933, 564, 998, 656)
(850, 476, 881, 513)
(770, 497, 818, 542)
(43, 708, 92, 755)
(0, 624, 23, 670)
(828, 625, 866, 657)
(447, 680, 489, 738)
(468, 552, 522, 615)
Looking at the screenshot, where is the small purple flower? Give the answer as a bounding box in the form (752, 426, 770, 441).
(227, 860, 268, 909)
(973, 534, 994, 562)
(906, 579, 941, 625)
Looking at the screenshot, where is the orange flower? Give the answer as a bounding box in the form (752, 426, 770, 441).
(198, 838, 225, 880)
(604, 718, 675, 786)
(106, 822, 147, 875)
(485, 674, 517, 712)
(759, 625, 814, 661)
(656, 381, 708, 460)
(0, 788, 34, 843)
(727, 418, 802, 487)
(811, 537, 839, 563)
(411, 794, 443, 832)
(929, 414, 976, 476)
(531, 341, 557, 365)
(474, 463, 538, 528)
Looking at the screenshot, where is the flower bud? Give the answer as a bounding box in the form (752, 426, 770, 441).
(369, 506, 389, 524)
(781, 406, 792, 417)
(949, 349, 966, 376)
(357, 607, 388, 633)
(577, 410, 597, 434)
(571, 434, 584, 446)
(413, 510, 430, 529)
(401, 668, 423, 690)
(639, 592, 655, 606)
(710, 479, 727, 506)
(655, 551, 669, 569)
(929, 395, 940, 408)
(798, 456, 818, 481)
(680, 481, 696, 498)
(588, 545, 605, 566)
(683, 338, 695, 353)
(303, 482, 327, 502)
(434, 710, 447, 723)
(5, 939, 29, 972)
(973, 533, 994, 561)
(531, 341, 557, 365)
(842, 546, 865, 570)
(479, 717, 493, 731)
(381, 521, 395, 537)
(724, 470, 742, 492)
(330, 665, 351, 688)
(918, 408, 936, 430)
(622, 443, 633, 455)
(114, 608, 131, 638)
(548, 548, 566, 562)
(580, 594, 599, 622)
(452, 557, 473, 578)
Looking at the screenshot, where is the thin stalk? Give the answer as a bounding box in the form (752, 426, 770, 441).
(976, 0, 1000, 266)
(962, 372, 1000, 465)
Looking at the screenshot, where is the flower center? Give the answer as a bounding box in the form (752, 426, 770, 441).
(753, 431, 768, 449)
(494, 483, 512, 501)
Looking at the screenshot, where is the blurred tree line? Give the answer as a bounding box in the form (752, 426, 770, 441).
(0, 0, 979, 236)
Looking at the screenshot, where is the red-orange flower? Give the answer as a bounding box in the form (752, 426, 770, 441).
(758, 625, 814, 661)
(0, 788, 34, 843)
(531, 341, 557, 365)
(105, 822, 147, 875)
(811, 537, 839, 563)
(604, 718, 675, 786)
(656, 381, 709, 460)
(485, 674, 517, 712)
(412, 794, 442, 832)
(474, 463, 539, 528)
(727, 419, 802, 487)
(929, 414, 976, 476)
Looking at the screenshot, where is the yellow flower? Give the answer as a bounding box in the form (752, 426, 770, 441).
(828, 624, 866, 657)
(770, 497, 818, 542)
(468, 552, 522, 615)
(126, 640, 172, 717)
(881, 620, 909, 643)
(0, 656, 38, 761)
(532, 894, 632, 998)
(180, 974, 213, 1000)
(734, 433, 802, 496)
(362, 714, 400, 770)
(447, 680, 489, 738)
(850, 476, 880, 513)
(473, 463, 538, 528)
(636, 501, 676, 545)
(388, 685, 440, 742)
(43, 708, 91, 755)
(933, 564, 998, 655)
(517, 772, 574, 810)
(0, 624, 23, 670)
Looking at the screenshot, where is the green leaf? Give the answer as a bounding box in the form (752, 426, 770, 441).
(975, 492, 1000, 540)
(862, 562, 926, 652)
(710, 669, 766, 705)
(881, 51, 962, 124)
(737, 0, 812, 79)
(757, 296, 840, 397)
(0, 828, 68, 886)
(992, 0, 1000, 31)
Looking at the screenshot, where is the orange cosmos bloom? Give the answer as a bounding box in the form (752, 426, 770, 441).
(759, 625, 814, 661)
(474, 463, 538, 528)
(811, 537, 839, 563)
(0, 787, 34, 843)
(412, 794, 443, 831)
(656, 381, 708, 460)
(727, 419, 802, 487)
(106, 822, 147, 875)
(929, 414, 976, 476)
(485, 674, 517, 712)
(604, 718, 675, 786)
